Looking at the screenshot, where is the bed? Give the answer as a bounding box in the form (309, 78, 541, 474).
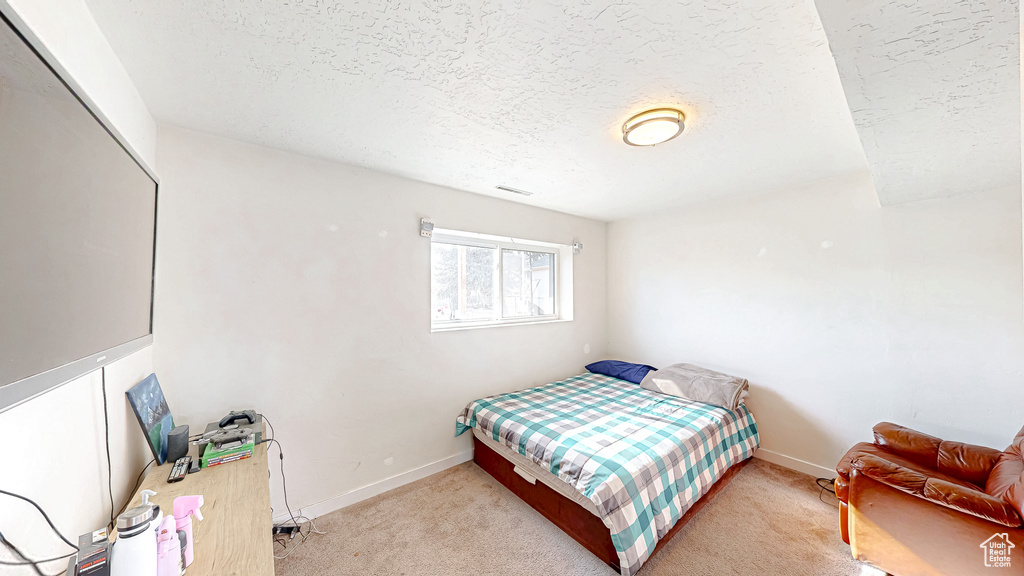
(455, 371, 759, 575)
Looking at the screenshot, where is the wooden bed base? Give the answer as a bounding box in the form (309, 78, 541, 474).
(473, 437, 751, 572)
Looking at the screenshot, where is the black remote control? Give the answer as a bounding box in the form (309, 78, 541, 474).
(167, 456, 191, 483)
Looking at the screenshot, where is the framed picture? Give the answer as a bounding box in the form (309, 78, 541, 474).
(125, 373, 175, 464)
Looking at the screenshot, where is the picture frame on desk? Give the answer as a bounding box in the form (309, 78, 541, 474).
(126, 373, 175, 465)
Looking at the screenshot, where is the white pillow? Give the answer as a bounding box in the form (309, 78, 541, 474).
(639, 363, 749, 411)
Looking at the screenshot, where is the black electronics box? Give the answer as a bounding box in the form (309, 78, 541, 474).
(72, 529, 110, 575)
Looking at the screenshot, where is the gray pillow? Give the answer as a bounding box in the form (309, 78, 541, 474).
(639, 363, 749, 411)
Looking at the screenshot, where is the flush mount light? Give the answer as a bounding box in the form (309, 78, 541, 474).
(622, 108, 685, 146)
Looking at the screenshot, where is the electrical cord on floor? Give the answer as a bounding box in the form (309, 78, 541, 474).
(294, 515, 327, 536)
(816, 477, 839, 508)
(273, 527, 306, 560)
(255, 416, 328, 561)
(0, 530, 68, 576)
(259, 438, 300, 530)
(272, 516, 327, 560)
(101, 367, 115, 533)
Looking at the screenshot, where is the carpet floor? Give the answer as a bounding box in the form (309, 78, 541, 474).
(274, 458, 871, 575)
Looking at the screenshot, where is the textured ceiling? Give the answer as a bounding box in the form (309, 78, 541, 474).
(83, 0, 870, 220)
(815, 0, 1020, 206)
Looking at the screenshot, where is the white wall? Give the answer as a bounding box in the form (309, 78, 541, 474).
(607, 172, 1024, 476)
(0, 348, 156, 574)
(0, 3, 158, 573)
(153, 125, 608, 518)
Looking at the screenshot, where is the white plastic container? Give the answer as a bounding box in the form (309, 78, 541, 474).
(110, 490, 159, 576)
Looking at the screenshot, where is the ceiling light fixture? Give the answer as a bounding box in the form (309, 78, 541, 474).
(622, 108, 685, 146)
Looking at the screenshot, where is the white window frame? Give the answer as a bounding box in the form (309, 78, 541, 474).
(430, 228, 574, 332)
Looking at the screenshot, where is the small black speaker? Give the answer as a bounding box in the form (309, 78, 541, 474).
(166, 425, 189, 462)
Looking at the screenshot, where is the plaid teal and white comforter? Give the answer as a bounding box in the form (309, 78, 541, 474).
(455, 372, 759, 576)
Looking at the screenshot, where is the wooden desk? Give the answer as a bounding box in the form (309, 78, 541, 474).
(121, 429, 274, 576)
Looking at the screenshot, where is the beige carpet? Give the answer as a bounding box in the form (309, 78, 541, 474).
(274, 459, 870, 575)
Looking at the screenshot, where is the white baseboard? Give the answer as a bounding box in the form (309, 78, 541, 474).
(273, 449, 474, 523)
(754, 448, 835, 479)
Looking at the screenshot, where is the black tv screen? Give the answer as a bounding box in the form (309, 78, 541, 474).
(0, 10, 157, 411)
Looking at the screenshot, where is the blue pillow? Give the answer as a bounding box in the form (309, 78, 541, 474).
(585, 360, 657, 384)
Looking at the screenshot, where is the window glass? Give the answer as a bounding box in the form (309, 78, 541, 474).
(502, 249, 555, 317)
(431, 242, 497, 322)
(430, 233, 563, 329)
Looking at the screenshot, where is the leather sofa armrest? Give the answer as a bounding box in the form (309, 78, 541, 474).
(872, 422, 941, 469)
(923, 478, 1022, 528)
(851, 453, 930, 496)
(852, 455, 1023, 528)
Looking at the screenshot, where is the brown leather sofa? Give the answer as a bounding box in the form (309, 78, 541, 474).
(836, 422, 1024, 575)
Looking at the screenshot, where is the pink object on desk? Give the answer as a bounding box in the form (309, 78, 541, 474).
(173, 495, 204, 567)
(156, 515, 181, 576)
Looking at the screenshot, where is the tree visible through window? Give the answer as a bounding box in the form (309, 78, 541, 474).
(431, 243, 496, 321)
(502, 249, 554, 317)
(431, 238, 557, 326)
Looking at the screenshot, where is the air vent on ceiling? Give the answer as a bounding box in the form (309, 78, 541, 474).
(496, 185, 534, 196)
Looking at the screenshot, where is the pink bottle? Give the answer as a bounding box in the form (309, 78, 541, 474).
(172, 495, 204, 567)
(156, 516, 181, 576)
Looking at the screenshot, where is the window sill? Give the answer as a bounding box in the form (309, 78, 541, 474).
(430, 318, 572, 333)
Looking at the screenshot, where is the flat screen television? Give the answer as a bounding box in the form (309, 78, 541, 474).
(0, 7, 158, 412)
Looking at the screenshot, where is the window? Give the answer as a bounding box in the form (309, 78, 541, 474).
(502, 249, 554, 317)
(430, 230, 571, 330)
